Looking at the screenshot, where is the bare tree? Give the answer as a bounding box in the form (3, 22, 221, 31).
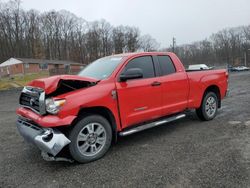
(112, 26, 126, 54)
(124, 26, 140, 52)
(139, 34, 159, 51)
(1, 0, 250, 67)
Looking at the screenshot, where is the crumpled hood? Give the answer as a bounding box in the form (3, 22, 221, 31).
(27, 75, 98, 94)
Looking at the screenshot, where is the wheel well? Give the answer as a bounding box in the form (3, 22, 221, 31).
(203, 85, 221, 108)
(72, 106, 117, 142)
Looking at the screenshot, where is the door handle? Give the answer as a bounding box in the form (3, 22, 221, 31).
(151, 81, 161, 86)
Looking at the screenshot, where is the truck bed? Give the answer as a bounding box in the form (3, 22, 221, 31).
(186, 69, 228, 109)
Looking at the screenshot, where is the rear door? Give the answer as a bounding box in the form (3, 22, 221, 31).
(116, 55, 163, 128)
(157, 55, 189, 115)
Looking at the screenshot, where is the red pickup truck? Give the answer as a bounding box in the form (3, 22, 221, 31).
(16, 52, 228, 163)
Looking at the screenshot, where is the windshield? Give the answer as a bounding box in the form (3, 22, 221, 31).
(78, 56, 123, 80)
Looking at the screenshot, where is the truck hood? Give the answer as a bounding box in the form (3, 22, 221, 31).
(27, 75, 98, 94)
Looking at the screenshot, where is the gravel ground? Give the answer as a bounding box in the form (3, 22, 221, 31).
(0, 72, 249, 188)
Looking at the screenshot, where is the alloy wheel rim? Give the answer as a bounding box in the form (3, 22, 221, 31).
(77, 122, 106, 157)
(205, 96, 217, 117)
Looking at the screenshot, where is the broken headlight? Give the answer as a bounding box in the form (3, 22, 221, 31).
(45, 98, 66, 114)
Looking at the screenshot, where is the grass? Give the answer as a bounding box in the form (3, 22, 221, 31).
(0, 82, 14, 90)
(0, 72, 49, 90)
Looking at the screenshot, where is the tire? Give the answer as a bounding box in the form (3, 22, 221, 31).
(196, 92, 218, 121)
(69, 114, 112, 163)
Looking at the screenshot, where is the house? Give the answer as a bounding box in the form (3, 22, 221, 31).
(0, 58, 84, 77)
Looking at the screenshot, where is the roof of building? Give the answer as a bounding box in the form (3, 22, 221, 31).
(0, 58, 22, 67)
(0, 58, 81, 67)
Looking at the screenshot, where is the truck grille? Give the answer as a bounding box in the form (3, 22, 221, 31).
(19, 86, 46, 114)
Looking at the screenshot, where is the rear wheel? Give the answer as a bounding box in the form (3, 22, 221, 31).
(196, 92, 218, 121)
(69, 115, 112, 163)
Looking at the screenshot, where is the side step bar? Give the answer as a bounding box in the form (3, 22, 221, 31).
(119, 114, 186, 136)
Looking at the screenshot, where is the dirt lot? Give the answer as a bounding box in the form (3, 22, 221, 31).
(0, 72, 250, 188)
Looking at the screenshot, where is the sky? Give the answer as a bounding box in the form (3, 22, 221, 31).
(3, 0, 250, 47)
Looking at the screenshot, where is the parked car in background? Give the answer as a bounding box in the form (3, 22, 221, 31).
(230, 66, 250, 72)
(188, 64, 213, 71)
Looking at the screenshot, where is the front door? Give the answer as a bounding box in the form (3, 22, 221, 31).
(116, 55, 162, 129)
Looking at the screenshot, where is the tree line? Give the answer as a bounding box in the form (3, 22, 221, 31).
(0, 0, 159, 63)
(0, 0, 250, 67)
(171, 25, 250, 67)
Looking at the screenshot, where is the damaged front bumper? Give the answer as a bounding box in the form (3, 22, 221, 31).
(16, 116, 71, 156)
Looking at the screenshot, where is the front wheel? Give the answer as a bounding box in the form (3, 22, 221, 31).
(69, 115, 112, 163)
(196, 92, 218, 121)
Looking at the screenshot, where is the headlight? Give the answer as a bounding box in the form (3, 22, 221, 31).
(45, 98, 66, 114)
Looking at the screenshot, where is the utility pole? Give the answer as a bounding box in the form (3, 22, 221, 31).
(244, 49, 250, 67)
(172, 37, 176, 53)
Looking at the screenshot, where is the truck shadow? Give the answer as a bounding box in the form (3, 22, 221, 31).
(115, 112, 199, 147)
(27, 112, 202, 167)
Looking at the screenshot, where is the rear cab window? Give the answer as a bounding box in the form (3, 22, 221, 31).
(157, 55, 176, 76)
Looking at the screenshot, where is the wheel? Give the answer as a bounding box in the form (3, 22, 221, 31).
(196, 92, 218, 121)
(69, 114, 112, 163)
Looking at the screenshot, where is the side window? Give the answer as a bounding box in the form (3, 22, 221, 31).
(39, 63, 48, 70)
(24, 63, 29, 68)
(158, 56, 176, 76)
(124, 56, 155, 79)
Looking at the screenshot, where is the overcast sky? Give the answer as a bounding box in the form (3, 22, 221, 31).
(5, 0, 250, 47)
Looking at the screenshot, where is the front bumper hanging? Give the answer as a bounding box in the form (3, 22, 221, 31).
(16, 116, 71, 156)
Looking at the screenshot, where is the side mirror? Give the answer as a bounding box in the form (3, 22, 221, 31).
(120, 68, 143, 81)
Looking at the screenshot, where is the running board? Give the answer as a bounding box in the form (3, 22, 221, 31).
(119, 114, 186, 136)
